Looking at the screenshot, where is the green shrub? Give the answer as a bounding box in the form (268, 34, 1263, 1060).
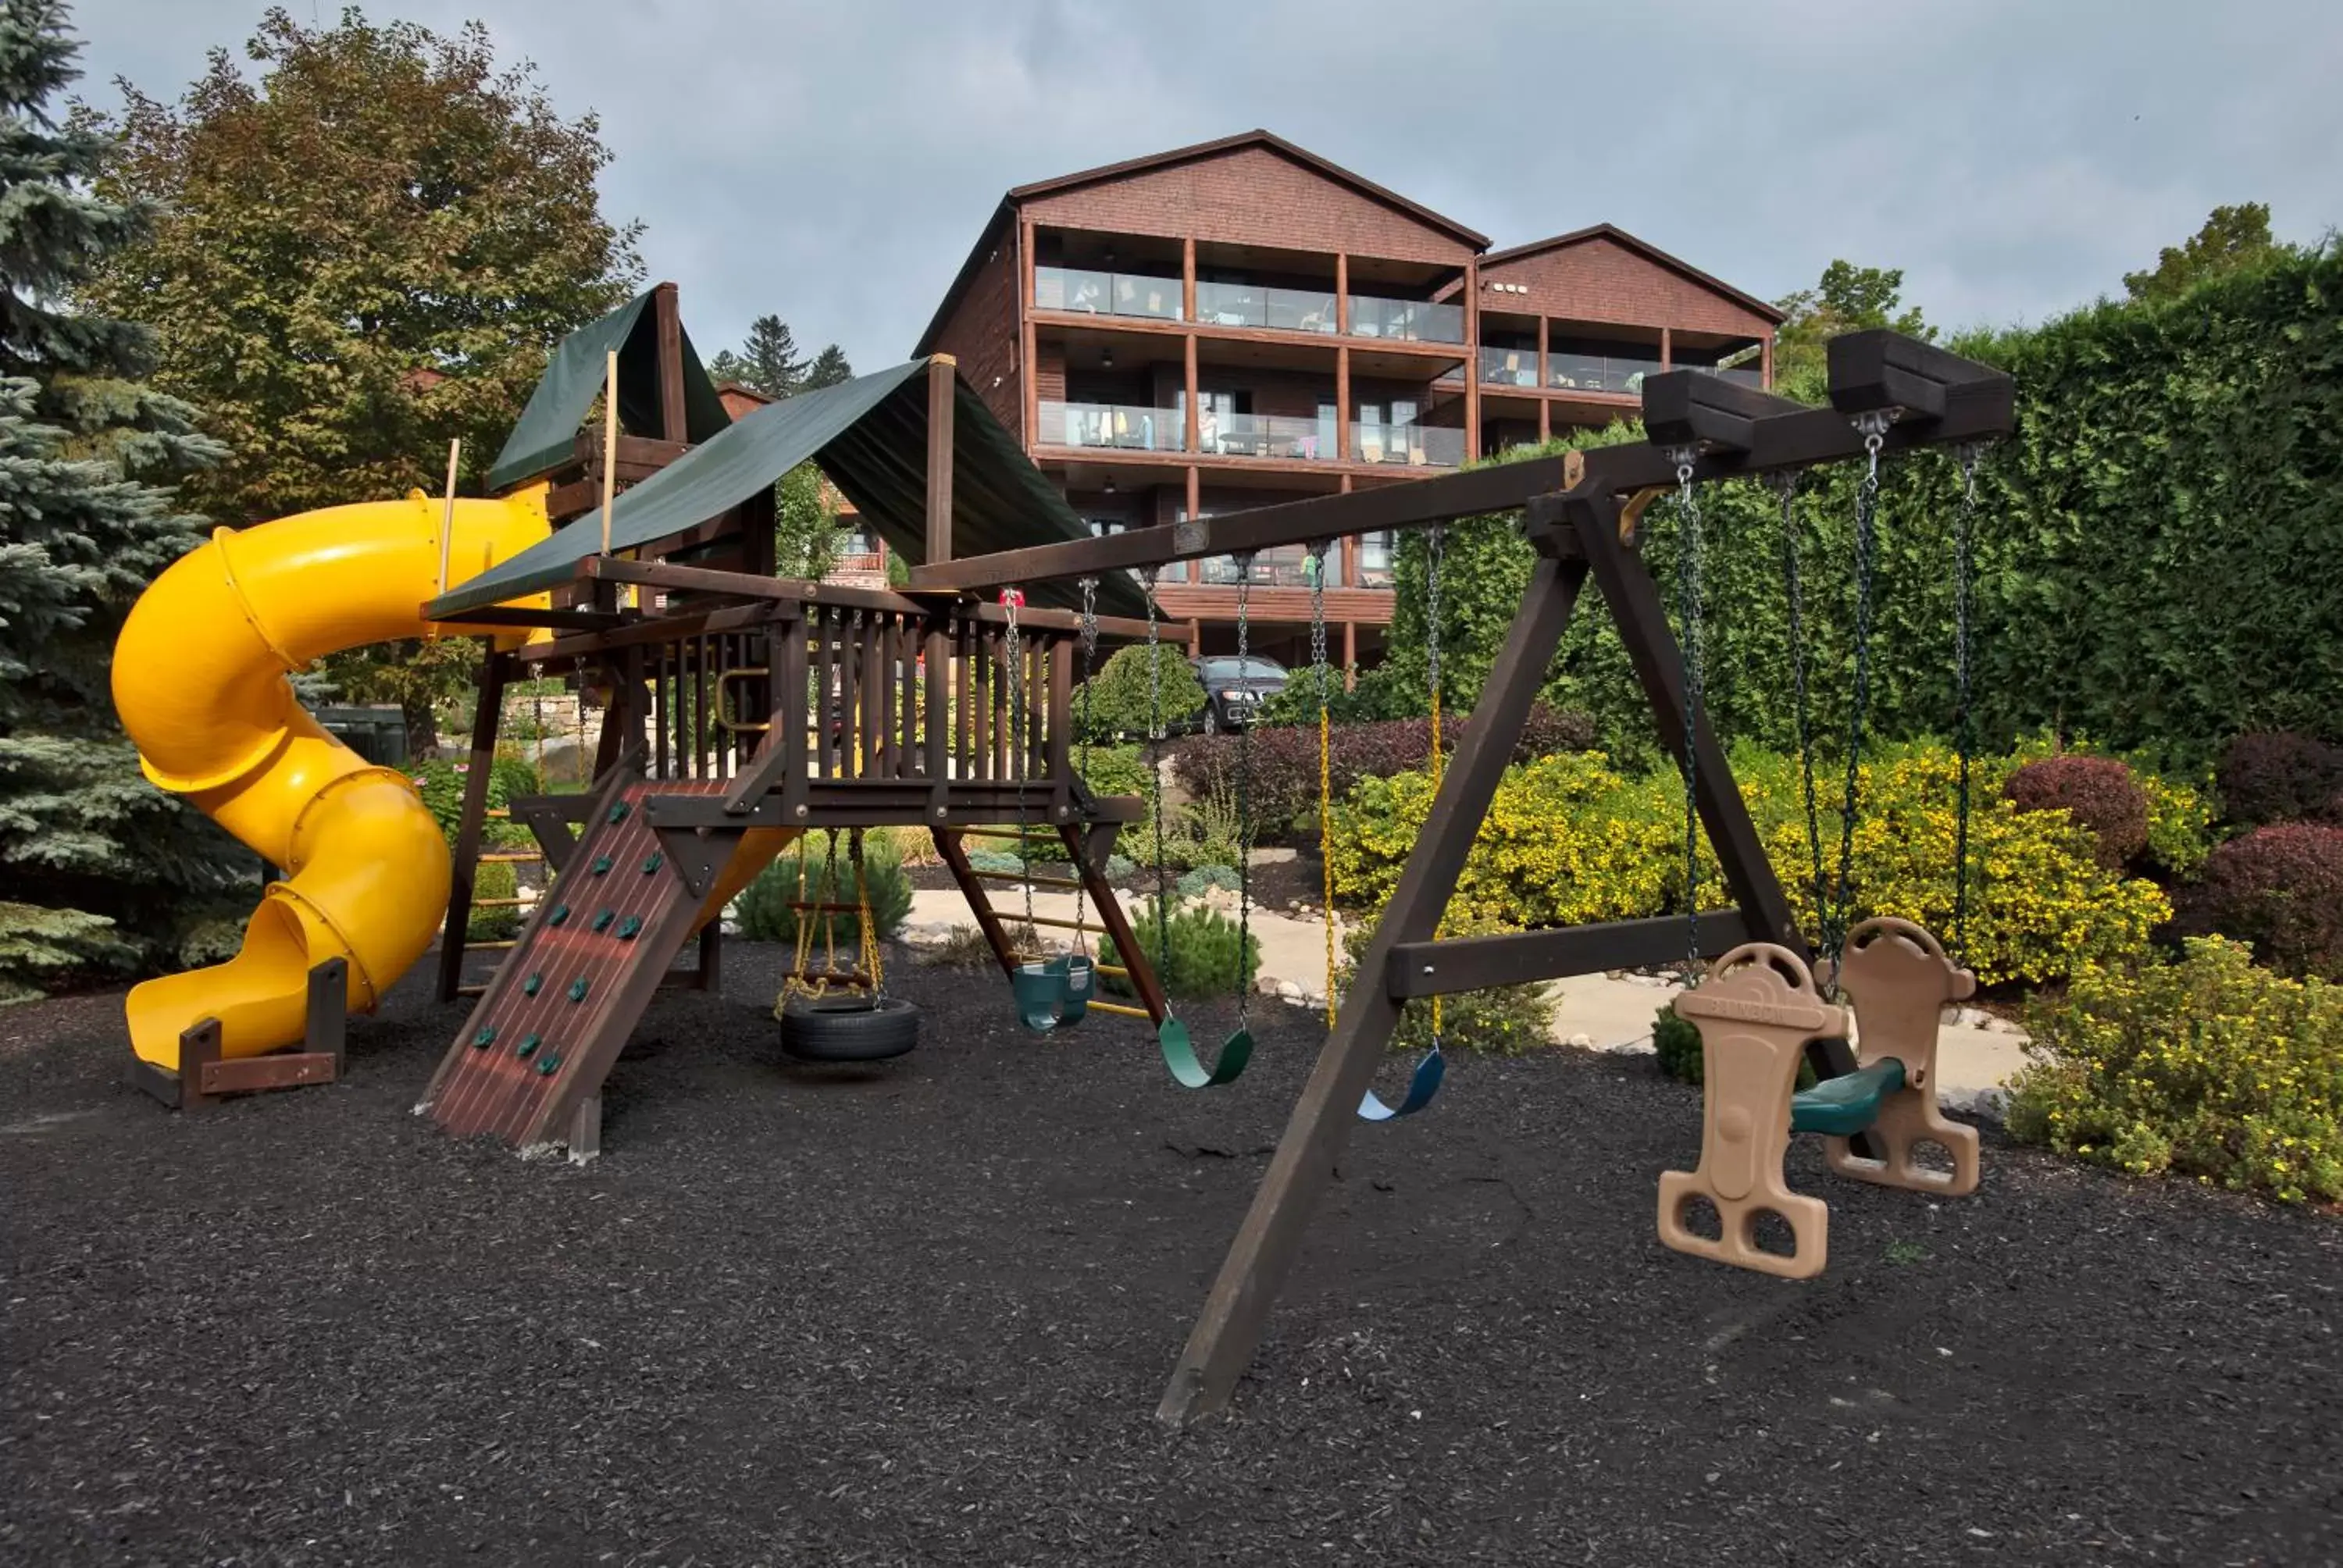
(468, 860, 519, 942)
(965, 848, 1025, 876)
(1652, 1000, 1816, 1089)
(1325, 741, 2170, 987)
(735, 832, 911, 946)
(1177, 865, 1240, 899)
(2007, 936, 2343, 1204)
(1074, 643, 1205, 743)
(2138, 768, 2217, 880)
(1653, 1003, 1702, 1085)
(1337, 914, 1555, 1057)
(1161, 782, 1249, 874)
(1105, 853, 1136, 882)
(1098, 896, 1259, 1000)
(411, 756, 535, 846)
(1076, 743, 1156, 804)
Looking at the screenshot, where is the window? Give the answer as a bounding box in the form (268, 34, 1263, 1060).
(1360, 530, 1394, 589)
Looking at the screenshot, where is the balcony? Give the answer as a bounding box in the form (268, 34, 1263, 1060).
(1479, 347, 1541, 389)
(1351, 422, 1464, 469)
(1347, 294, 1466, 345)
(1198, 411, 1333, 461)
(1548, 349, 1664, 396)
(1691, 363, 1766, 390)
(1194, 280, 1339, 333)
(1032, 265, 1182, 323)
(1037, 400, 1182, 452)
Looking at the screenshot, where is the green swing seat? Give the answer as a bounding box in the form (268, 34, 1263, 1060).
(1789, 1057, 1906, 1137)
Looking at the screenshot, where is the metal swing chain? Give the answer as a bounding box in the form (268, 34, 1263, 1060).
(1952, 443, 1983, 962)
(1308, 542, 1336, 1031)
(1004, 591, 1036, 943)
(1827, 415, 1892, 976)
(1778, 472, 1829, 933)
(1233, 551, 1256, 1027)
(1072, 576, 1099, 956)
(1143, 566, 1172, 986)
(1667, 447, 1705, 982)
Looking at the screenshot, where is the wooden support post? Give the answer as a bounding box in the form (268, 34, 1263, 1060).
(436, 645, 508, 1003)
(1058, 821, 1166, 1025)
(1157, 547, 1589, 1427)
(1336, 344, 1351, 461)
(306, 957, 348, 1070)
(1020, 217, 1039, 445)
(1182, 237, 1196, 323)
(1537, 316, 1552, 444)
(1660, 326, 1673, 372)
(926, 354, 957, 565)
(654, 281, 687, 440)
(1462, 257, 1481, 459)
(1183, 335, 1200, 454)
(1333, 252, 1348, 333)
(1343, 620, 1357, 686)
(935, 827, 1022, 976)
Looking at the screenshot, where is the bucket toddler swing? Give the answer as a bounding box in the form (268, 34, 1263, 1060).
(1656, 417, 1990, 1278)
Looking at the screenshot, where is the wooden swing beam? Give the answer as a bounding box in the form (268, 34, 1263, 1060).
(916, 330, 2017, 1426)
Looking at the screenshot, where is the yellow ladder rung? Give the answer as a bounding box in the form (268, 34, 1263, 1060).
(485, 808, 512, 819)
(478, 851, 540, 863)
(971, 869, 1083, 890)
(465, 940, 519, 951)
(1092, 962, 1129, 977)
(470, 896, 530, 908)
(954, 827, 1050, 842)
(1085, 1000, 1151, 1019)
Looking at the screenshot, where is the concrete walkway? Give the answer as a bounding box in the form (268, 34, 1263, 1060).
(902, 884, 2030, 1109)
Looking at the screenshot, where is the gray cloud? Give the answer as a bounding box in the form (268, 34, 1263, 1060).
(79, 0, 2343, 370)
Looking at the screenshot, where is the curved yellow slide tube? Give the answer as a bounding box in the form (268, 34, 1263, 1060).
(112, 491, 551, 1067)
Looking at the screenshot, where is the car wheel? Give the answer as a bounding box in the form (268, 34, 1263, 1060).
(1203, 706, 1220, 736)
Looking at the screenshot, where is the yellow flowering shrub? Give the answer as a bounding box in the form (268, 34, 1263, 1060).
(1325, 741, 2166, 987)
(2007, 936, 2343, 1204)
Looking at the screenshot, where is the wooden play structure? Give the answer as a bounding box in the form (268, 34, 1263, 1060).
(114, 278, 2015, 1425)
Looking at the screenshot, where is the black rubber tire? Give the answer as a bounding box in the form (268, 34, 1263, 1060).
(779, 994, 921, 1063)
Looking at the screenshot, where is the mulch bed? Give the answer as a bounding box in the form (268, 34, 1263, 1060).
(3, 945, 2338, 1566)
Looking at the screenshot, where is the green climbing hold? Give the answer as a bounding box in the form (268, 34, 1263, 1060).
(591, 854, 614, 875)
(608, 800, 631, 824)
(522, 973, 542, 997)
(535, 1053, 562, 1076)
(616, 914, 642, 940)
(640, 851, 665, 875)
(515, 1032, 542, 1060)
(1790, 1058, 1907, 1137)
(548, 903, 569, 926)
(592, 909, 615, 932)
(471, 1025, 497, 1049)
(567, 977, 590, 1003)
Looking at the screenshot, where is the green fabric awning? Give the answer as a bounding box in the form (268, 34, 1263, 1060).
(485, 290, 733, 494)
(431, 360, 1146, 621)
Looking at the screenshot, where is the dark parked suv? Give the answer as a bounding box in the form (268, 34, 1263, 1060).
(1192, 654, 1288, 733)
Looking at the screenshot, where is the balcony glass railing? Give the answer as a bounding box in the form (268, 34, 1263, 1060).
(1546, 350, 1664, 395)
(1037, 400, 1182, 452)
(1480, 347, 1542, 388)
(1196, 411, 1333, 461)
(1348, 294, 1467, 344)
(1691, 363, 1767, 390)
(1193, 543, 1323, 587)
(1350, 422, 1464, 469)
(1193, 280, 1339, 333)
(1032, 265, 1182, 322)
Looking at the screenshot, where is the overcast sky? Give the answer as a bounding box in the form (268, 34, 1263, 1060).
(76, 1, 2343, 372)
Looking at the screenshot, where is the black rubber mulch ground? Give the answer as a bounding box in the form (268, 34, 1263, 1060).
(4, 945, 2338, 1567)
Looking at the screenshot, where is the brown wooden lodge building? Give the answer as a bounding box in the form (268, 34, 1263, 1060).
(887, 128, 1782, 669)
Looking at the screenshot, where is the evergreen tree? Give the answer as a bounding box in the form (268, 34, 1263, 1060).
(0, 0, 239, 1001)
(740, 314, 807, 398)
(801, 343, 854, 390)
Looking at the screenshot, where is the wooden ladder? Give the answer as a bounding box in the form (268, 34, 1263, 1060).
(931, 821, 1167, 1025)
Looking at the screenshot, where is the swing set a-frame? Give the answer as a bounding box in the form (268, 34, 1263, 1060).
(908, 328, 2017, 1424)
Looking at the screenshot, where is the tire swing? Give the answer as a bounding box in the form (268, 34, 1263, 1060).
(777, 828, 920, 1063)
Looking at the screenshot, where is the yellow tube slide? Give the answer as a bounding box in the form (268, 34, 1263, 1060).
(112, 491, 551, 1067)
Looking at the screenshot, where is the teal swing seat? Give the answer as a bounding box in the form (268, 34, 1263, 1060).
(1789, 1057, 1906, 1137)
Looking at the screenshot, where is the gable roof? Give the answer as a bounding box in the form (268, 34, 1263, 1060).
(913, 129, 1489, 355)
(1478, 223, 1786, 326)
(430, 359, 1146, 622)
(487, 288, 733, 492)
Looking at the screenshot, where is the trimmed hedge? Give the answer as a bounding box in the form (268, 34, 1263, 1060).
(1326, 741, 2171, 987)
(2218, 732, 2343, 829)
(2192, 823, 2343, 981)
(2003, 755, 2149, 870)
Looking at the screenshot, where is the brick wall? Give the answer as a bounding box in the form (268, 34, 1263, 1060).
(927, 226, 1024, 438)
(1482, 234, 1773, 339)
(1024, 144, 1474, 269)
